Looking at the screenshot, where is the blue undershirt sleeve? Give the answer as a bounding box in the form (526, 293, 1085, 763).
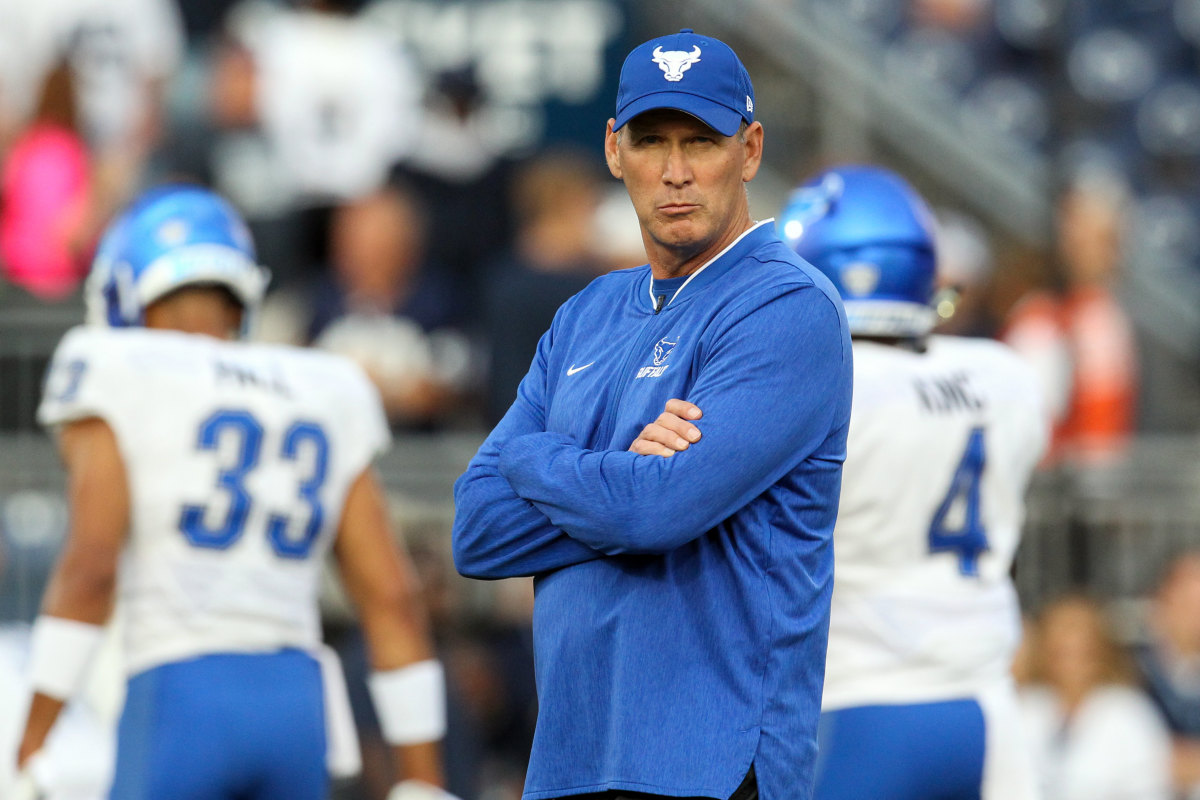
(452, 327, 605, 579)
(497, 287, 850, 555)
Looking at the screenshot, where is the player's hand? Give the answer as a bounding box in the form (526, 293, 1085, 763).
(629, 399, 703, 457)
(12, 751, 48, 800)
(386, 779, 462, 800)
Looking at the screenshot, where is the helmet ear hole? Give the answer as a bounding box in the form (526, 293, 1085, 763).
(113, 261, 140, 325)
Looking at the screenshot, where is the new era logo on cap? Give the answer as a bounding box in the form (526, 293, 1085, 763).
(613, 28, 755, 137)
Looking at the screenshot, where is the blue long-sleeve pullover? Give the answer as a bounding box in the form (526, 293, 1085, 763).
(453, 222, 853, 800)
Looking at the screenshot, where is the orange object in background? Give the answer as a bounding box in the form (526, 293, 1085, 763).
(1058, 284, 1137, 463)
(1002, 285, 1137, 467)
(1001, 168, 1139, 467)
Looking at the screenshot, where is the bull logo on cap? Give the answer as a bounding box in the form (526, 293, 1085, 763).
(652, 45, 701, 82)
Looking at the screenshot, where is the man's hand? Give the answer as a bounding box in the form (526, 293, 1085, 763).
(629, 399, 703, 457)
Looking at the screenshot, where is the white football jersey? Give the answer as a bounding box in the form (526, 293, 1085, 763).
(823, 336, 1047, 709)
(38, 326, 390, 675)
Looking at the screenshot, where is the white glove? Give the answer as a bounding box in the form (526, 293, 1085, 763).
(386, 779, 462, 800)
(11, 752, 48, 800)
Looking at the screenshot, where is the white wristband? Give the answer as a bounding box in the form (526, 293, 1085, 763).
(13, 750, 50, 800)
(387, 779, 461, 800)
(368, 659, 447, 745)
(28, 616, 104, 700)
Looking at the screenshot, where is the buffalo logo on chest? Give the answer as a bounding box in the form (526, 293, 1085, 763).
(638, 337, 679, 379)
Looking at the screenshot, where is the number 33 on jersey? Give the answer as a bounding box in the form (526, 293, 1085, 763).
(38, 324, 390, 675)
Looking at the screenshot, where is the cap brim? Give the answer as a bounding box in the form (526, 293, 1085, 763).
(613, 92, 744, 137)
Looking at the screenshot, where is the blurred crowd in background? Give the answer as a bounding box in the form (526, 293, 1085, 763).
(2, 0, 1200, 798)
(0, 0, 646, 435)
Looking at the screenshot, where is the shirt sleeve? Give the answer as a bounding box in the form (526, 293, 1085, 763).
(38, 327, 119, 431)
(452, 322, 605, 580)
(497, 286, 851, 555)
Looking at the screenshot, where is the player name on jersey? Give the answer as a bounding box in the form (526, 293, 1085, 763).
(215, 359, 293, 398)
(914, 370, 985, 414)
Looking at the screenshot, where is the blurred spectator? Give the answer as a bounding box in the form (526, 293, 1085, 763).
(391, 65, 516, 322)
(259, 185, 476, 430)
(996, 250, 1074, 446)
(1053, 168, 1139, 462)
(1019, 594, 1173, 800)
(1001, 167, 1138, 465)
(229, 0, 420, 201)
(405, 66, 506, 195)
(480, 149, 610, 423)
(0, 61, 92, 299)
(207, 0, 423, 283)
(1134, 551, 1200, 797)
(0, 0, 184, 239)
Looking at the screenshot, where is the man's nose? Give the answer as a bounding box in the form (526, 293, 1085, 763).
(661, 147, 693, 187)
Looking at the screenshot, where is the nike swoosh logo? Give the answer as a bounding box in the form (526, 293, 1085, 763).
(567, 362, 595, 376)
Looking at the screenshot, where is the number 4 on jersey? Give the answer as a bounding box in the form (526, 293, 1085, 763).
(928, 426, 989, 577)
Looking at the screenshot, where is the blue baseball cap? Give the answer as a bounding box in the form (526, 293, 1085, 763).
(613, 29, 755, 137)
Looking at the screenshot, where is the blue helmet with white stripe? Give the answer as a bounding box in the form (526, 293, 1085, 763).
(86, 184, 269, 332)
(778, 165, 938, 338)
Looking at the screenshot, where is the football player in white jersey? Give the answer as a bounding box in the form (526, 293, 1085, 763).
(783, 166, 1047, 799)
(12, 185, 453, 800)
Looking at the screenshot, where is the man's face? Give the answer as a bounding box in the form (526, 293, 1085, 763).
(605, 109, 762, 269)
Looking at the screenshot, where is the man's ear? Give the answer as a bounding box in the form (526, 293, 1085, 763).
(604, 119, 623, 180)
(741, 121, 764, 183)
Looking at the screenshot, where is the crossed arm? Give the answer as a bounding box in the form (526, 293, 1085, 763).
(453, 288, 847, 576)
(452, 396, 704, 578)
(451, 377, 610, 579)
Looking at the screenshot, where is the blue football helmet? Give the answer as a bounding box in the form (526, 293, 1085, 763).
(85, 184, 269, 332)
(779, 165, 938, 338)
